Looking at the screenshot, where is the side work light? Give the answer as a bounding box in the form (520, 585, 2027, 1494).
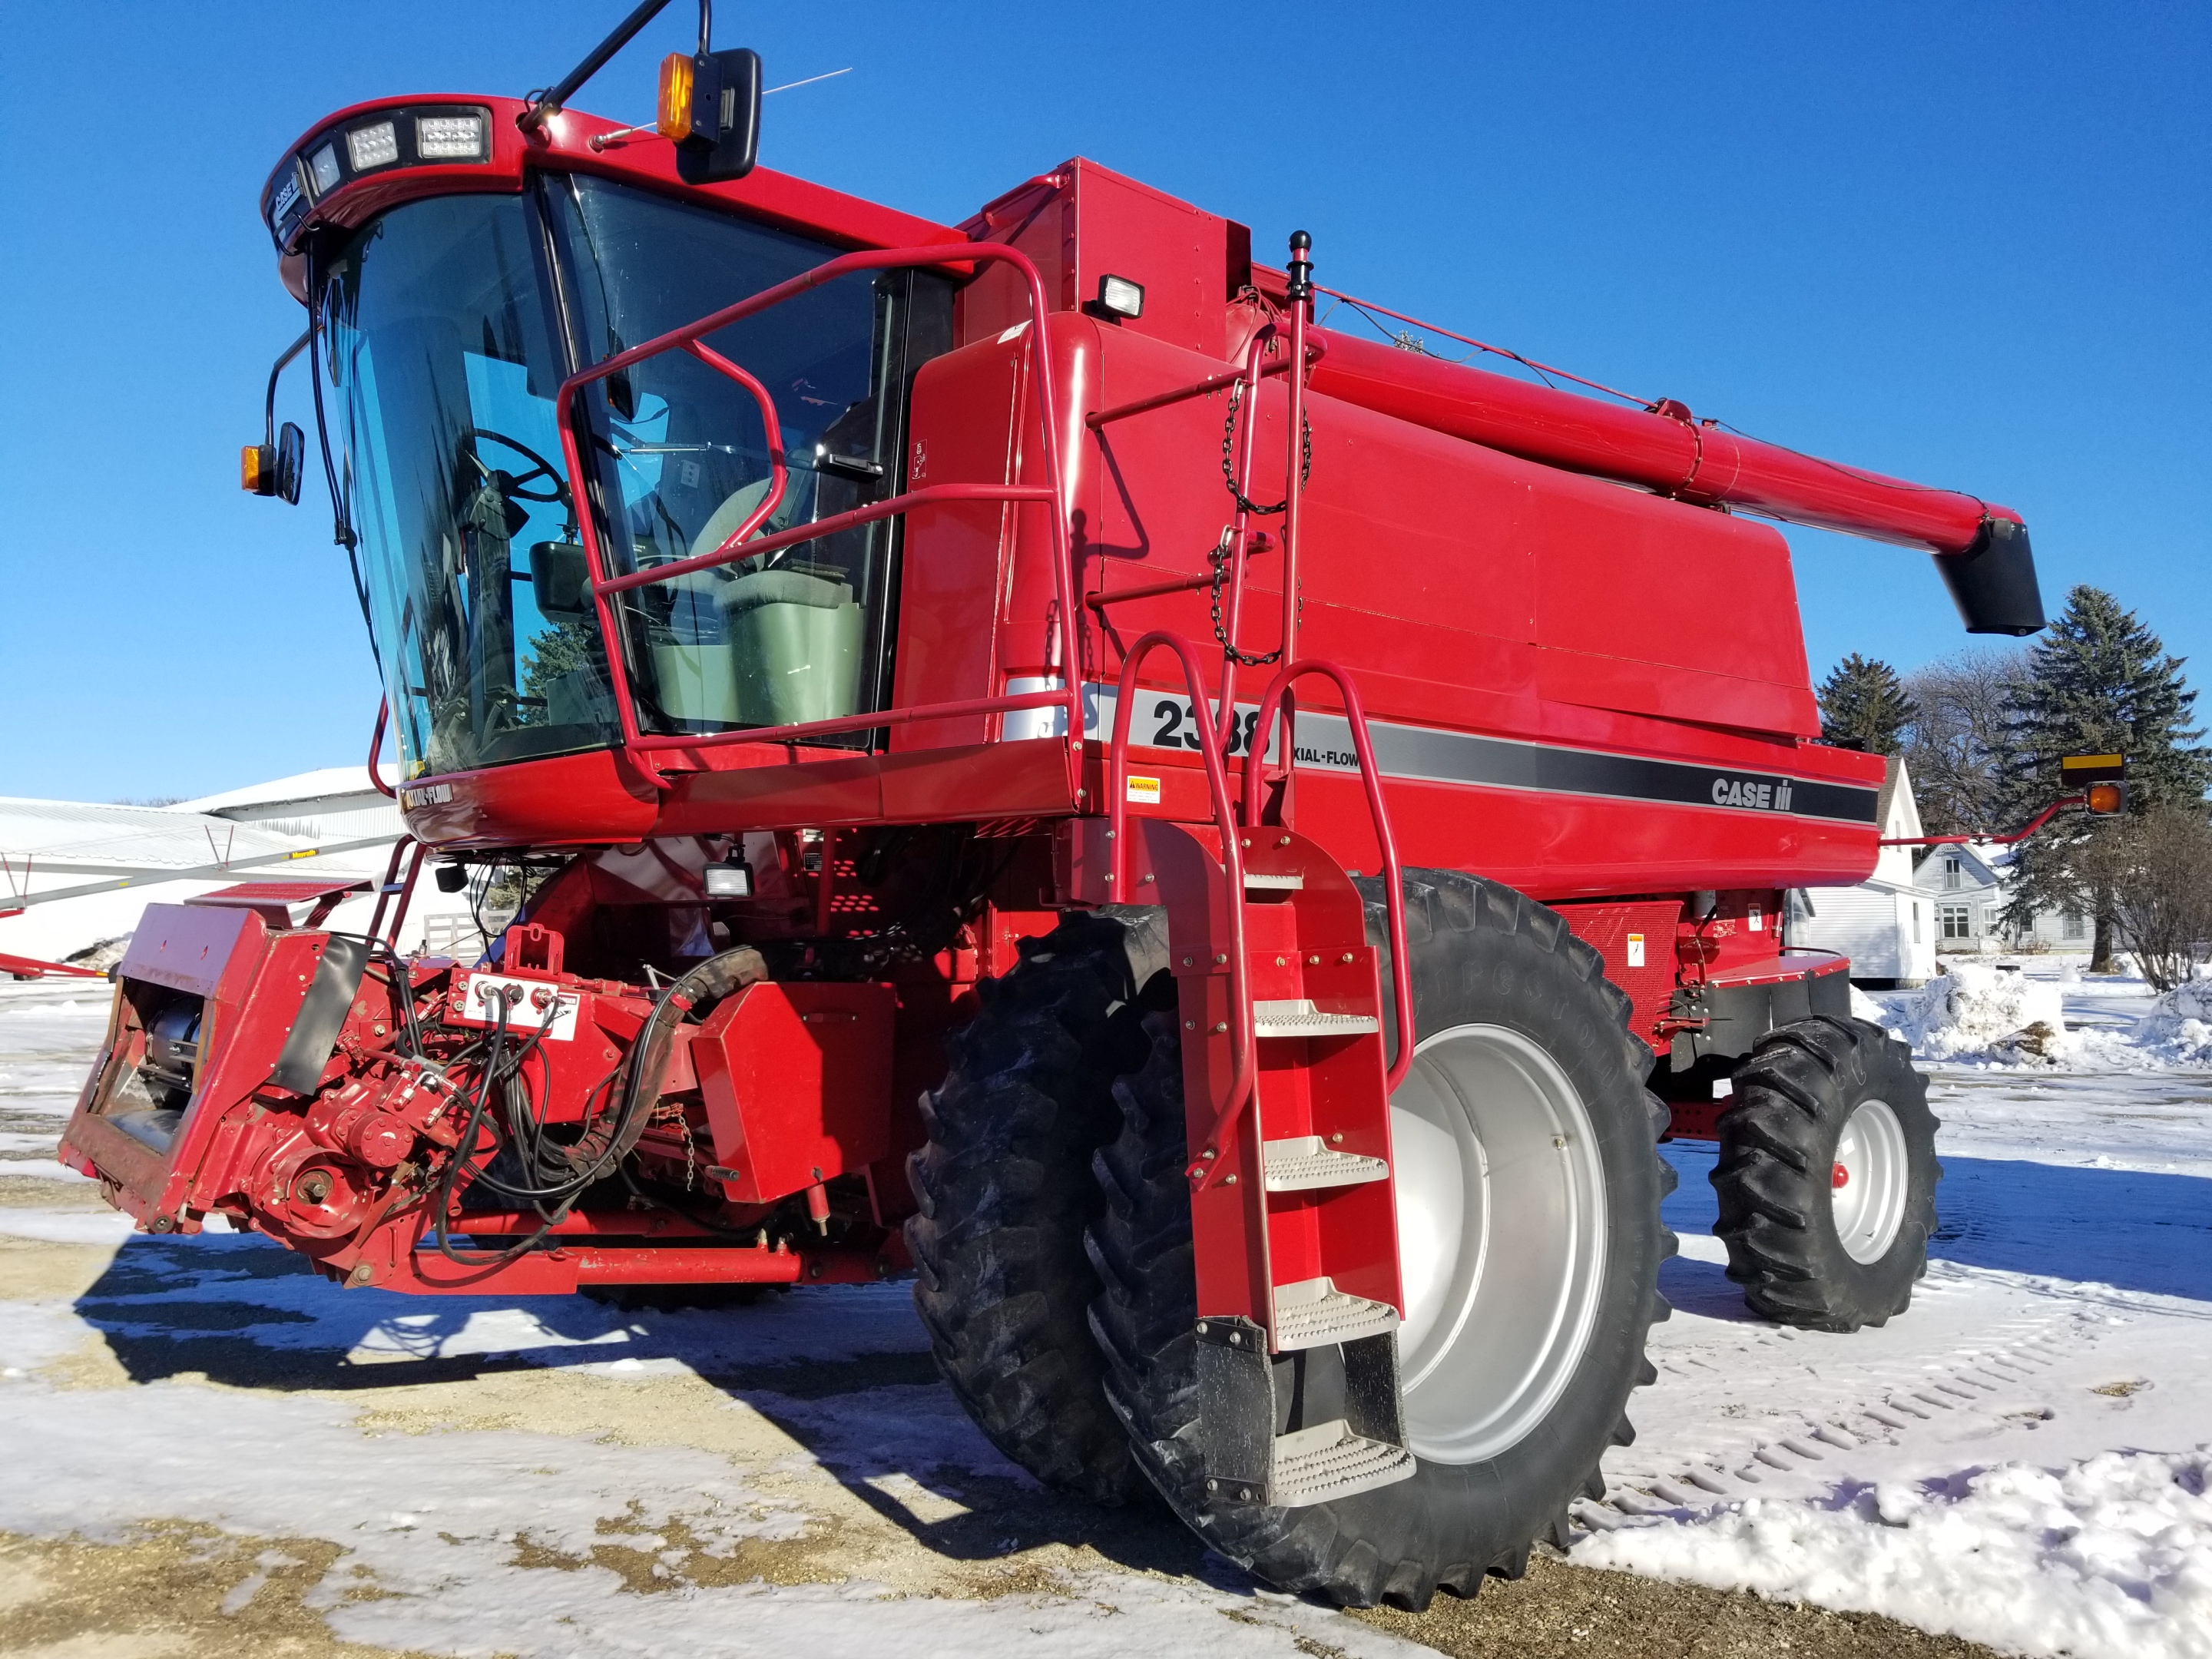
(1094, 274, 1146, 320)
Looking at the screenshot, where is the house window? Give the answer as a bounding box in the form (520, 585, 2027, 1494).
(2062, 911, 2086, 941)
(1940, 903, 1973, 940)
(1943, 856, 1962, 891)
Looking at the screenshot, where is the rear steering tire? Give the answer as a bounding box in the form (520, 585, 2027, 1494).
(1086, 871, 1675, 1609)
(1711, 1015, 1939, 1333)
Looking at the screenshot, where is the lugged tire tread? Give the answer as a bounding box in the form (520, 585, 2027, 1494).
(906, 908, 1169, 1505)
(1087, 869, 1674, 1611)
(1710, 1014, 1940, 1333)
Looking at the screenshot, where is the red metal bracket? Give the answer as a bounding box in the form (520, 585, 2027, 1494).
(1882, 795, 2085, 847)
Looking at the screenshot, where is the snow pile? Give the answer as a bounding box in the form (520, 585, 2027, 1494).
(2136, 973, 2212, 1064)
(1578, 1449, 2212, 1659)
(1849, 985, 1896, 1028)
(1893, 961, 2072, 1064)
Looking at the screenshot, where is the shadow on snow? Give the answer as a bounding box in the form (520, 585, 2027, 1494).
(1661, 1141, 2212, 1306)
(68, 1231, 1201, 1577)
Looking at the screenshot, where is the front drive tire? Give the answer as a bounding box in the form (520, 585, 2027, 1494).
(904, 908, 1172, 1505)
(1085, 871, 1676, 1610)
(1713, 1015, 1939, 1332)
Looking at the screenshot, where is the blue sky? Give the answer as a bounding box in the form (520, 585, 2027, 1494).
(2, 2, 2206, 801)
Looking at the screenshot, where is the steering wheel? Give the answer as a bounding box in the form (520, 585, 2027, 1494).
(465, 429, 567, 504)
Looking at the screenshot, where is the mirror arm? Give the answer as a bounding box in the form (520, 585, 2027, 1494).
(303, 302, 356, 550)
(263, 327, 313, 448)
(519, 0, 682, 133)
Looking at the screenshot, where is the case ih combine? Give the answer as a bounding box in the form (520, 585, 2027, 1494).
(60, 2, 2072, 1611)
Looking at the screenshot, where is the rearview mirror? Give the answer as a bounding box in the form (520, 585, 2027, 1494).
(242, 420, 306, 505)
(276, 421, 305, 505)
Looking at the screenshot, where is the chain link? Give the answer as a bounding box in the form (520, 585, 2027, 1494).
(1220, 379, 1313, 517)
(1208, 528, 1283, 667)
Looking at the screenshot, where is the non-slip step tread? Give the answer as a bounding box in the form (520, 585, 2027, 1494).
(1242, 872, 1305, 889)
(1271, 1420, 1417, 1506)
(1272, 1276, 1400, 1349)
(1262, 1135, 1390, 1192)
(1251, 998, 1381, 1038)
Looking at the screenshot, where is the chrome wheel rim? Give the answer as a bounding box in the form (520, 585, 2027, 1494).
(1389, 1023, 1610, 1465)
(1832, 1098, 1909, 1264)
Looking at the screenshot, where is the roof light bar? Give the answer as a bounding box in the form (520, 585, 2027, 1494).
(261, 104, 497, 251)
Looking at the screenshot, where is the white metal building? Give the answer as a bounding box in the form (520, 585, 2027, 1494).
(1, 767, 483, 969)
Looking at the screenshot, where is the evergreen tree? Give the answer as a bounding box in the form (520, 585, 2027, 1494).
(1998, 585, 2212, 969)
(1818, 654, 1916, 755)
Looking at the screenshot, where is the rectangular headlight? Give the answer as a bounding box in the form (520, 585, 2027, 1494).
(346, 121, 399, 171)
(1097, 274, 1145, 320)
(308, 144, 342, 196)
(415, 114, 485, 159)
(702, 862, 753, 899)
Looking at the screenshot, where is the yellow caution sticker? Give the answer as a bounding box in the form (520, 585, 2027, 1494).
(1125, 775, 1161, 805)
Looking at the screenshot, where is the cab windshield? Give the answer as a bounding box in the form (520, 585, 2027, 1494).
(318, 176, 950, 777)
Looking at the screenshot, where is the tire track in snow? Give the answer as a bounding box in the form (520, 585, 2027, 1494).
(1578, 1267, 2115, 1531)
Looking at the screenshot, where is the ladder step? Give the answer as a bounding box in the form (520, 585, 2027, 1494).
(1263, 1136, 1390, 1193)
(1270, 1419, 1417, 1507)
(1243, 871, 1304, 890)
(1273, 1276, 1399, 1349)
(1252, 998, 1380, 1038)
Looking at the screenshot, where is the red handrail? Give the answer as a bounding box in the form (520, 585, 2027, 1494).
(367, 697, 396, 799)
(1243, 659, 1416, 1094)
(363, 836, 425, 950)
(550, 242, 1078, 781)
(1104, 632, 1252, 1191)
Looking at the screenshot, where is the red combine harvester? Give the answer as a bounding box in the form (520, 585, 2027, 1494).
(60, 4, 2071, 1608)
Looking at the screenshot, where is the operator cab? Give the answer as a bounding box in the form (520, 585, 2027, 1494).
(265, 101, 952, 782)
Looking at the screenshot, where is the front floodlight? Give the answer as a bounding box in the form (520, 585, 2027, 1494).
(1096, 274, 1145, 320)
(346, 121, 399, 171)
(415, 113, 486, 159)
(308, 143, 342, 195)
(702, 861, 753, 899)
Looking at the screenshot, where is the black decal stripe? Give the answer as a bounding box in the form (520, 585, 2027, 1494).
(1086, 686, 1879, 826)
(1290, 713, 1879, 824)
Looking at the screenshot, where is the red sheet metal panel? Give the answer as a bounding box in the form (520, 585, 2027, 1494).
(1555, 899, 1685, 1052)
(694, 981, 896, 1204)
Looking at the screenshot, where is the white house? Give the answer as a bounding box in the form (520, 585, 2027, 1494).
(1909, 843, 2090, 953)
(1790, 756, 1939, 987)
(1, 767, 482, 971)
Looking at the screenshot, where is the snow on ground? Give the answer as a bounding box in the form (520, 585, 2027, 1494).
(1580, 959, 2212, 1658)
(4, 970, 2210, 1657)
(0, 979, 1416, 1658)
